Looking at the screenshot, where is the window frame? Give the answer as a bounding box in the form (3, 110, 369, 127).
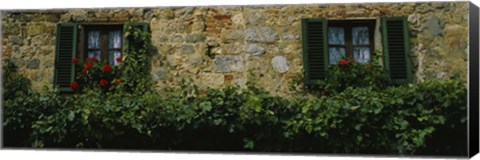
(327, 20, 376, 64)
(78, 24, 124, 64)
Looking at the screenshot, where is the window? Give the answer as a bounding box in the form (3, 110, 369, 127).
(54, 22, 148, 92)
(327, 20, 375, 64)
(83, 25, 123, 66)
(302, 17, 412, 85)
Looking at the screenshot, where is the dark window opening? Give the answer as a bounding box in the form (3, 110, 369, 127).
(327, 20, 375, 64)
(80, 25, 123, 66)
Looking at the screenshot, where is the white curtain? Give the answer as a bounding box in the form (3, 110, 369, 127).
(109, 30, 122, 49)
(328, 27, 345, 45)
(329, 47, 346, 64)
(352, 27, 369, 45)
(108, 30, 122, 66)
(88, 31, 101, 60)
(353, 47, 370, 63)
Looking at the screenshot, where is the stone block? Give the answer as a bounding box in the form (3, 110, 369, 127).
(223, 29, 244, 41)
(70, 9, 88, 22)
(178, 44, 195, 55)
(245, 10, 265, 25)
(424, 16, 444, 36)
(271, 56, 289, 73)
(245, 43, 265, 56)
(185, 34, 206, 43)
(27, 59, 40, 69)
(245, 26, 278, 43)
(152, 68, 169, 80)
(214, 55, 245, 73)
(171, 34, 184, 42)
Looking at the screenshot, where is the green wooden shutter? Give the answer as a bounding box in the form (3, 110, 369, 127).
(381, 17, 412, 84)
(302, 18, 328, 85)
(54, 23, 77, 92)
(124, 22, 149, 54)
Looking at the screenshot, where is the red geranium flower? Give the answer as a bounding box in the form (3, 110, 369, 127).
(102, 63, 112, 73)
(99, 79, 109, 88)
(70, 81, 79, 90)
(339, 59, 348, 65)
(116, 57, 122, 63)
(91, 57, 98, 63)
(85, 57, 91, 63)
(72, 57, 80, 64)
(84, 63, 93, 70)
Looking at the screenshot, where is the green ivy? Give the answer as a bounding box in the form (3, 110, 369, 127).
(121, 22, 153, 93)
(3, 60, 467, 155)
(1, 29, 468, 155)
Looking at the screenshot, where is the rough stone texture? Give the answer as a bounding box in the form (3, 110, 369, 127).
(9, 36, 24, 45)
(178, 44, 195, 54)
(152, 69, 168, 80)
(1, 2, 470, 95)
(214, 56, 245, 73)
(195, 72, 225, 88)
(246, 44, 265, 56)
(185, 34, 206, 43)
(245, 26, 278, 43)
(223, 29, 244, 41)
(271, 56, 289, 73)
(245, 9, 266, 25)
(425, 16, 444, 36)
(27, 59, 40, 69)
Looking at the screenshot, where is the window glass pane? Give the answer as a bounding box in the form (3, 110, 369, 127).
(328, 27, 345, 45)
(88, 31, 100, 49)
(353, 47, 370, 63)
(109, 51, 122, 66)
(109, 30, 122, 49)
(88, 51, 101, 60)
(329, 47, 346, 64)
(352, 27, 369, 45)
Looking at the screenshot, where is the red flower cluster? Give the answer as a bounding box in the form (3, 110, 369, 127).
(72, 57, 80, 64)
(116, 57, 122, 63)
(70, 81, 79, 90)
(99, 79, 109, 88)
(85, 57, 99, 63)
(339, 59, 348, 65)
(84, 63, 93, 70)
(102, 63, 112, 73)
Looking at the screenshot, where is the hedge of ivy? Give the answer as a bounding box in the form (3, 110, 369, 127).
(2, 58, 467, 155)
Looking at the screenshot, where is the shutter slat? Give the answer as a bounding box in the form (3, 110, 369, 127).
(302, 18, 327, 84)
(382, 17, 412, 84)
(54, 23, 77, 92)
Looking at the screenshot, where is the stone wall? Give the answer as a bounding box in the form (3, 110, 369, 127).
(1, 2, 470, 95)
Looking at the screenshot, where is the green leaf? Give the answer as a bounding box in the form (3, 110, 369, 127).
(200, 101, 212, 112)
(356, 135, 363, 142)
(243, 138, 255, 149)
(351, 105, 360, 110)
(354, 124, 362, 131)
(66, 111, 75, 121)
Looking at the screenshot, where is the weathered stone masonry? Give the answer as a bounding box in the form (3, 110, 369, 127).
(1, 2, 470, 96)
